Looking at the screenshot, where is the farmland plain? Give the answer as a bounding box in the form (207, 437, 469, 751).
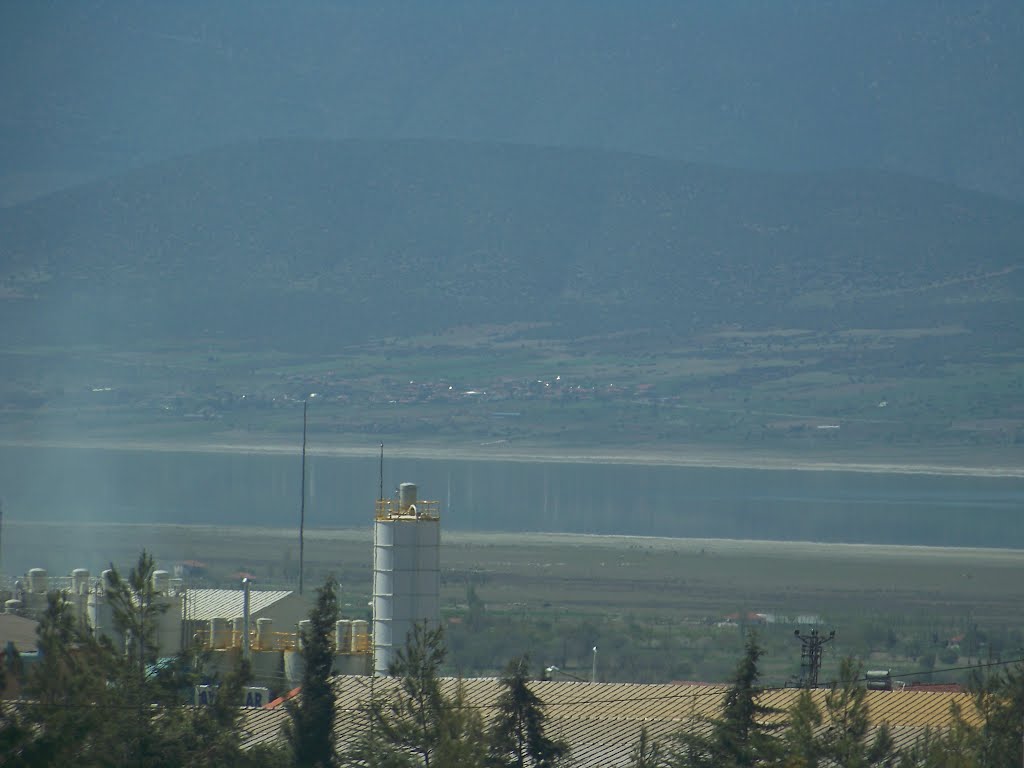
(6, 520, 1022, 684)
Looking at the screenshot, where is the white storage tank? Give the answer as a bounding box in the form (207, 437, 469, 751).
(284, 649, 305, 687)
(71, 569, 91, 595)
(152, 570, 170, 594)
(297, 619, 312, 649)
(88, 585, 118, 646)
(372, 482, 440, 676)
(27, 568, 48, 593)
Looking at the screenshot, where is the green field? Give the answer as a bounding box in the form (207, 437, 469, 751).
(3, 320, 1024, 466)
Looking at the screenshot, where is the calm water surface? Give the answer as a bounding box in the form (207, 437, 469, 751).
(1, 445, 1021, 548)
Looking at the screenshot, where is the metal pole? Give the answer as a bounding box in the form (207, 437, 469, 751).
(592, 646, 598, 683)
(242, 577, 251, 661)
(299, 399, 308, 595)
(379, 443, 384, 502)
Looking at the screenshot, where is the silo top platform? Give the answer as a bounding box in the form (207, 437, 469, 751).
(375, 498, 440, 521)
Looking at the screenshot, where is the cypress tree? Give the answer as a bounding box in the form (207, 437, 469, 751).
(286, 574, 341, 768)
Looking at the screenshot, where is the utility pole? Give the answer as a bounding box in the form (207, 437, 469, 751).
(299, 398, 308, 595)
(795, 628, 835, 688)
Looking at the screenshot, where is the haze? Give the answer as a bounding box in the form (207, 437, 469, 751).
(1, 2, 1022, 546)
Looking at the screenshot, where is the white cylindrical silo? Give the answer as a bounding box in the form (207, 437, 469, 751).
(88, 587, 117, 645)
(159, 593, 183, 657)
(372, 482, 440, 676)
(152, 570, 170, 594)
(71, 569, 91, 595)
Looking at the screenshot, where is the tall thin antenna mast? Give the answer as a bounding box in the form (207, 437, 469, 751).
(299, 398, 308, 595)
(379, 443, 384, 502)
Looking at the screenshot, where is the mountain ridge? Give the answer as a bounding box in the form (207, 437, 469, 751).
(2, 138, 1021, 350)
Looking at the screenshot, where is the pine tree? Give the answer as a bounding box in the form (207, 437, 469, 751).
(817, 658, 894, 768)
(286, 574, 341, 768)
(964, 660, 1024, 767)
(782, 688, 823, 768)
(488, 655, 569, 768)
(383, 621, 449, 767)
(6, 592, 115, 767)
(104, 549, 169, 682)
(669, 635, 782, 767)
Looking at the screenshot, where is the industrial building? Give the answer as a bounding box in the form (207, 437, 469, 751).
(236, 675, 984, 767)
(1, 481, 441, 694)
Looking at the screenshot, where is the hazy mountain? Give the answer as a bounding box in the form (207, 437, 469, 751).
(2, 139, 1021, 351)
(1, 2, 1021, 201)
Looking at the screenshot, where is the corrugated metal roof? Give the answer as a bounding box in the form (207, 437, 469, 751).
(239, 676, 982, 765)
(0, 613, 39, 653)
(183, 588, 294, 621)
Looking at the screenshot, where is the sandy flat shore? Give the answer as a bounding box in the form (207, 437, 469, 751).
(1, 436, 1021, 478)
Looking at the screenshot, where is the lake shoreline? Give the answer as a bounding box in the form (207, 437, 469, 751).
(1, 436, 1021, 478)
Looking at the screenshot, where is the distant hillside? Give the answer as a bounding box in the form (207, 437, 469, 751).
(1, 139, 1022, 350)
(4, 3, 1023, 200)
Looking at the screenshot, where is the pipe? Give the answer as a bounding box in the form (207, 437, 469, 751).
(242, 577, 251, 660)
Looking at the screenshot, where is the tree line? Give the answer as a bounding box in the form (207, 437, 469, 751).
(2, 555, 1023, 767)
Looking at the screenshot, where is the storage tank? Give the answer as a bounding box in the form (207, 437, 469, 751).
(284, 649, 305, 687)
(399, 482, 417, 512)
(256, 618, 274, 650)
(152, 570, 170, 594)
(297, 619, 312, 649)
(232, 617, 245, 648)
(27, 568, 48, 594)
(155, 591, 184, 656)
(88, 585, 117, 646)
(68, 568, 91, 628)
(209, 617, 230, 650)
(351, 619, 369, 653)
(335, 619, 353, 653)
(372, 482, 440, 675)
(4, 599, 22, 615)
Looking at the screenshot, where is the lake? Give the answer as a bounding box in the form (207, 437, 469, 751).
(0, 444, 1021, 549)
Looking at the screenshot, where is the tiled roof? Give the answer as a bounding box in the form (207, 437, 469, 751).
(183, 589, 294, 621)
(239, 676, 982, 765)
